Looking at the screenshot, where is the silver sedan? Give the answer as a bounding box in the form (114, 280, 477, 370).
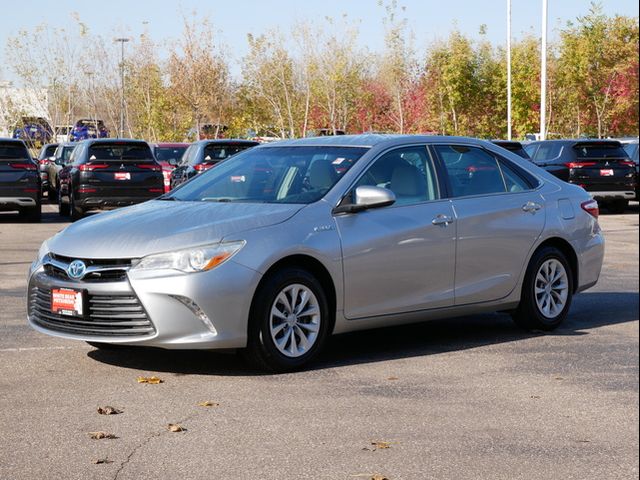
(27, 135, 604, 371)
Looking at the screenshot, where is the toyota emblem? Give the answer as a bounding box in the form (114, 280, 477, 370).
(67, 260, 87, 280)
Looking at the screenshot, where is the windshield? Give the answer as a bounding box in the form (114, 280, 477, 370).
(155, 146, 188, 163)
(169, 146, 368, 204)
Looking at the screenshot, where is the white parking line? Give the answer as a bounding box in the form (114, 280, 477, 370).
(0, 345, 84, 352)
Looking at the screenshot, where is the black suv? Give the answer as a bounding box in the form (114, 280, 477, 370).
(170, 140, 259, 189)
(0, 139, 42, 221)
(524, 139, 637, 213)
(57, 139, 164, 220)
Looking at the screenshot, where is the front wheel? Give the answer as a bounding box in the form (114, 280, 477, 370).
(242, 267, 331, 372)
(512, 246, 573, 331)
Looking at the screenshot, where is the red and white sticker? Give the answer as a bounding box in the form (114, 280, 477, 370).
(115, 172, 131, 180)
(600, 169, 614, 176)
(51, 288, 83, 316)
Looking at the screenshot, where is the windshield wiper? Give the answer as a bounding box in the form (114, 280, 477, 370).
(202, 197, 234, 202)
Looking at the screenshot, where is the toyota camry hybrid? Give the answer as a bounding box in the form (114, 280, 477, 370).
(27, 135, 604, 371)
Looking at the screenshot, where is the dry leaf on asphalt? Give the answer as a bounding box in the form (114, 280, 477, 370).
(386, 377, 399, 381)
(197, 401, 220, 407)
(167, 423, 186, 432)
(88, 431, 118, 440)
(371, 475, 390, 480)
(137, 376, 163, 384)
(92, 458, 113, 464)
(350, 474, 390, 480)
(97, 406, 123, 415)
(363, 441, 392, 451)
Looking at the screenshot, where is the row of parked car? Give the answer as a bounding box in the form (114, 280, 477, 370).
(1, 135, 638, 222)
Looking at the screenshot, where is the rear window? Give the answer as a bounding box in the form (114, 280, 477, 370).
(155, 146, 187, 163)
(87, 143, 154, 162)
(573, 143, 627, 159)
(0, 142, 30, 161)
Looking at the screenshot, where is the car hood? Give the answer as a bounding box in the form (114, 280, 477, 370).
(48, 200, 304, 259)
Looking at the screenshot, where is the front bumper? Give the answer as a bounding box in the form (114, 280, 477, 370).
(27, 258, 261, 349)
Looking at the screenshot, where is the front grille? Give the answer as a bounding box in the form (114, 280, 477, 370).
(45, 253, 132, 283)
(29, 286, 155, 337)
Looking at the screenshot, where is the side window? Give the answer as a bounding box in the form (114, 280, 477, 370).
(523, 143, 538, 158)
(499, 160, 532, 193)
(355, 146, 438, 206)
(435, 145, 506, 197)
(532, 143, 563, 163)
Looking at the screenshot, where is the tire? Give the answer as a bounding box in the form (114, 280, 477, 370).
(512, 246, 574, 331)
(608, 199, 628, 214)
(70, 191, 84, 221)
(58, 190, 70, 216)
(242, 267, 331, 372)
(22, 203, 42, 223)
(48, 185, 58, 202)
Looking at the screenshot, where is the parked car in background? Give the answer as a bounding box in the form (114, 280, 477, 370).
(69, 119, 109, 142)
(54, 125, 73, 143)
(46, 142, 76, 200)
(524, 139, 637, 213)
(12, 117, 53, 148)
(0, 138, 41, 221)
(150, 143, 189, 193)
(57, 139, 164, 220)
(170, 139, 259, 189)
(36, 143, 59, 194)
(491, 140, 531, 159)
(619, 137, 639, 200)
(28, 135, 604, 371)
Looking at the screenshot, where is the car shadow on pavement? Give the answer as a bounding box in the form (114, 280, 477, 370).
(87, 291, 638, 376)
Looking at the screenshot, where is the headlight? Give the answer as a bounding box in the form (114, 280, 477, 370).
(131, 241, 245, 274)
(32, 240, 50, 269)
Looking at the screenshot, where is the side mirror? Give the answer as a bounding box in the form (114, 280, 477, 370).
(333, 185, 396, 214)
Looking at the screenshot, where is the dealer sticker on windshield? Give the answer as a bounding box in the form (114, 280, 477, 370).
(51, 288, 83, 316)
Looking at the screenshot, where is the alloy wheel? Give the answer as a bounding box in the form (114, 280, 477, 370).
(534, 258, 569, 319)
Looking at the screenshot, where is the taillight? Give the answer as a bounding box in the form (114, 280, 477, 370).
(9, 163, 37, 171)
(78, 187, 97, 193)
(38, 159, 50, 165)
(565, 162, 596, 169)
(194, 164, 207, 171)
(79, 163, 109, 171)
(581, 199, 599, 219)
(621, 161, 635, 167)
(137, 163, 162, 172)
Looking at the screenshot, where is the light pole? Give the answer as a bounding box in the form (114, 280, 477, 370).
(540, 0, 548, 141)
(114, 37, 130, 138)
(507, 0, 512, 140)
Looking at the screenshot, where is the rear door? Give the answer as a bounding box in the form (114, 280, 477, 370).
(0, 141, 39, 198)
(82, 142, 163, 196)
(433, 144, 545, 305)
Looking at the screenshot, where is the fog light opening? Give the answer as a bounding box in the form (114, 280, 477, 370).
(170, 295, 217, 335)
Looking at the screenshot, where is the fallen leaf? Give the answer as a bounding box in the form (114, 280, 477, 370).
(197, 401, 219, 407)
(88, 431, 118, 440)
(167, 423, 186, 432)
(97, 406, 123, 415)
(530, 395, 540, 399)
(363, 441, 393, 451)
(576, 439, 591, 443)
(92, 458, 113, 464)
(554, 377, 563, 380)
(349, 474, 390, 480)
(137, 376, 163, 384)
(386, 377, 399, 381)
(371, 475, 390, 480)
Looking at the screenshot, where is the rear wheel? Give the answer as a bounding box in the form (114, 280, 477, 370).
(512, 246, 573, 331)
(48, 185, 58, 202)
(22, 202, 42, 223)
(70, 191, 84, 221)
(242, 267, 331, 372)
(607, 199, 628, 214)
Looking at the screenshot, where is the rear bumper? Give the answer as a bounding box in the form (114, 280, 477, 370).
(0, 196, 37, 210)
(590, 191, 635, 200)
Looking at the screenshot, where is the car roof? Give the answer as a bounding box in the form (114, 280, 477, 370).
(261, 134, 486, 148)
(83, 138, 149, 145)
(0, 137, 27, 143)
(528, 139, 623, 146)
(153, 142, 189, 147)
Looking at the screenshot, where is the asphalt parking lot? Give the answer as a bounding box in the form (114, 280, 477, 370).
(0, 203, 638, 480)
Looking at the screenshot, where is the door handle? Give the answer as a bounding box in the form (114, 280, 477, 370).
(432, 214, 454, 226)
(522, 201, 542, 213)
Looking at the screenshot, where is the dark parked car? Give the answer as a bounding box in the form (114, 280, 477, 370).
(524, 139, 637, 213)
(69, 118, 109, 142)
(36, 143, 59, 193)
(57, 139, 164, 221)
(620, 138, 639, 200)
(170, 140, 259, 190)
(150, 143, 189, 193)
(0, 139, 41, 221)
(12, 117, 53, 148)
(46, 143, 76, 200)
(491, 140, 530, 159)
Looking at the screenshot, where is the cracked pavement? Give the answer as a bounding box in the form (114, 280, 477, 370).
(0, 203, 638, 479)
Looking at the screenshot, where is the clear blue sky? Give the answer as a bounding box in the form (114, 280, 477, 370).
(1, 0, 638, 81)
